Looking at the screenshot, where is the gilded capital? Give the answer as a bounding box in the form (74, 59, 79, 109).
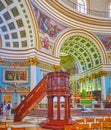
(79, 78, 84, 83)
(27, 57, 40, 66)
(91, 73, 96, 79)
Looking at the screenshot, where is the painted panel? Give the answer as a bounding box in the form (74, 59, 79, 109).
(3, 69, 28, 83)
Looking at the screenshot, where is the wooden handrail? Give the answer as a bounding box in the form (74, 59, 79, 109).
(14, 77, 48, 122)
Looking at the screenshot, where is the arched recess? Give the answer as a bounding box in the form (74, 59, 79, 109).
(53, 28, 107, 72)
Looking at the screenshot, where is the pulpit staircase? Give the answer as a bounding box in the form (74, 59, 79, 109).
(14, 76, 48, 122)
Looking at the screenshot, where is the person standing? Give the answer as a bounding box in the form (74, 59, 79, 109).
(2, 102, 7, 119)
(6, 101, 12, 120)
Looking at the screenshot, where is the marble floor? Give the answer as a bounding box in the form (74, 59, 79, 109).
(0, 114, 52, 130)
(0, 113, 84, 130)
(0, 113, 104, 130)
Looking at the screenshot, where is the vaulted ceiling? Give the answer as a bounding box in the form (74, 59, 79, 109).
(60, 35, 102, 72)
(0, 0, 35, 49)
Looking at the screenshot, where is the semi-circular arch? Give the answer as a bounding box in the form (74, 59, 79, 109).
(53, 28, 107, 71)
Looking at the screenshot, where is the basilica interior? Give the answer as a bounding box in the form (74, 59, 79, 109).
(0, 0, 111, 130)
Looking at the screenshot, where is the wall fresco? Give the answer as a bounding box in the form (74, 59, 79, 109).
(31, 2, 65, 39)
(31, 1, 66, 52)
(98, 35, 111, 51)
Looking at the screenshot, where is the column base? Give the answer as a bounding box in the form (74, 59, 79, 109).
(40, 118, 76, 130)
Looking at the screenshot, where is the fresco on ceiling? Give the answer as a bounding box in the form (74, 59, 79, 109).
(31, 1, 66, 52)
(31, 3, 65, 39)
(98, 35, 111, 51)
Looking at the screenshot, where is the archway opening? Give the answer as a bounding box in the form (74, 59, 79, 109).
(59, 35, 102, 101)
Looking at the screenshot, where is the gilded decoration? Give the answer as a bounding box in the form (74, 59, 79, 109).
(91, 74, 96, 79)
(27, 57, 40, 66)
(38, 62, 54, 71)
(0, 58, 54, 71)
(79, 78, 84, 83)
(84, 76, 89, 81)
(0, 86, 29, 93)
(54, 65, 61, 72)
(107, 53, 111, 62)
(98, 71, 108, 77)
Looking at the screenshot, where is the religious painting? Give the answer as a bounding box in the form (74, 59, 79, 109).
(3, 69, 28, 83)
(40, 36, 53, 53)
(98, 35, 111, 51)
(42, 35, 50, 49)
(31, 1, 66, 40)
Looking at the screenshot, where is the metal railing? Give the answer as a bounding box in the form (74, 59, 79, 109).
(60, 0, 111, 19)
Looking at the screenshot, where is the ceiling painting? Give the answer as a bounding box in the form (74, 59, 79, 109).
(98, 35, 111, 51)
(31, 2, 66, 40)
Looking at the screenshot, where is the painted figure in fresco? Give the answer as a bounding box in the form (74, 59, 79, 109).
(41, 18, 49, 33)
(14, 72, 17, 80)
(42, 36, 49, 49)
(7, 72, 13, 80)
(54, 25, 59, 37)
(38, 16, 43, 30)
(20, 71, 25, 80)
(49, 24, 55, 38)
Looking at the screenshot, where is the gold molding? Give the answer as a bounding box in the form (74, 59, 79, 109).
(27, 57, 40, 66)
(98, 71, 108, 77)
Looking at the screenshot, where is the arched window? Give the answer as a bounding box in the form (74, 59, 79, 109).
(109, 2, 111, 17)
(107, 0, 111, 17)
(77, 0, 87, 14)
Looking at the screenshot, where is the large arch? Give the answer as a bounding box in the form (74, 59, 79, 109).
(53, 28, 107, 71)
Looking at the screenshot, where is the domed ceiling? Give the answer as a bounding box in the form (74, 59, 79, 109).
(0, 0, 35, 50)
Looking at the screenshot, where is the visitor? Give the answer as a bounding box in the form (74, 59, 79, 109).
(0, 101, 6, 114)
(0, 101, 3, 114)
(2, 102, 7, 120)
(6, 101, 13, 120)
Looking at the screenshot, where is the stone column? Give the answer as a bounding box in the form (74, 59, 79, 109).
(101, 76, 106, 101)
(27, 57, 39, 91)
(30, 65, 37, 91)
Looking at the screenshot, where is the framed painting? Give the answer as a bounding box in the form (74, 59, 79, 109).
(3, 69, 28, 83)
